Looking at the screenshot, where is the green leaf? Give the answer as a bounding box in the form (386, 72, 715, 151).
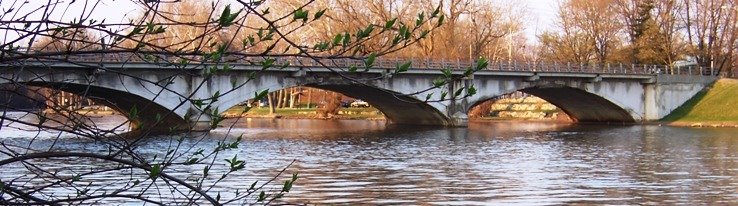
(432, 5, 441, 18)
(399, 25, 411, 40)
(475, 57, 489, 71)
(425, 93, 433, 101)
(314, 9, 326, 20)
(433, 78, 446, 87)
(342, 32, 351, 45)
(392, 36, 402, 45)
(246, 35, 255, 46)
(249, 181, 258, 191)
(149, 164, 161, 179)
(364, 53, 377, 68)
(464, 68, 474, 77)
(454, 87, 464, 97)
(258, 191, 266, 202)
(419, 30, 430, 39)
(255, 89, 269, 100)
(212, 91, 221, 103)
(364, 25, 375, 36)
(348, 65, 358, 72)
(129, 105, 139, 120)
(332, 33, 343, 46)
(203, 166, 210, 178)
(129, 26, 144, 36)
(219, 5, 233, 27)
(440, 91, 448, 100)
(416, 12, 425, 27)
(262, 58, 275, 70)
(384, 18, 397, 29)
(185, 158, 199, 165)
(437, 14, 445, 27)
(467, 85, 477, 96)
(442, 68, 453, 78)
(282, 180, 293, 192)
(357, 25, 374, 39)
(293, 8, 309, 23)
(395, 61, 411, 73)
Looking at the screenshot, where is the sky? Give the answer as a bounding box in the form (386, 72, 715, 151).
(1, 0, 559, 45)
(523, 0, 560, 43)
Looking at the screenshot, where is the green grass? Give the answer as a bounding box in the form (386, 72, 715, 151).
(663, 79, 738, 122)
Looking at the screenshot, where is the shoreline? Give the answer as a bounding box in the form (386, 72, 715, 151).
(662, 121, 738, 128)
(14, 109, 738, 129)
(222, 113, 386, 121)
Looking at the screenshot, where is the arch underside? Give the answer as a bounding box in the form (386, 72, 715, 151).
(519, 86, 635, 123)
(308, 84, 450, 126)
(16, 82, 188, 133)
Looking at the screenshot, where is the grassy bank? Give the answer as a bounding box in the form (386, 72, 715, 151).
(222, 106, 385, 120)
(663, 78, 738, 127)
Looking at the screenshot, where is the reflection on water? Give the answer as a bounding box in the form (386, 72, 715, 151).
(0, 112, 128, 138)
(3, 116, 738, 205)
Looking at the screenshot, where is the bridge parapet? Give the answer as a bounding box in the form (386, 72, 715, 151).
(7, 53, 718, 78)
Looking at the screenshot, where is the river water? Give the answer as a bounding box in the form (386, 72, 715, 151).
(2, 114, 738, 205)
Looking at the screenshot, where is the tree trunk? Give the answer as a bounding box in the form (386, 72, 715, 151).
(281, 89, 289, 108)
(276, 90, 284, 109)
(289, 88, 297, 108)
(307, 88, 312, 109)
(267, 93, 275, 114)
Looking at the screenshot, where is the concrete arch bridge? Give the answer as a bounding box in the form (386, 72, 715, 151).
(0, 54, 718, 134)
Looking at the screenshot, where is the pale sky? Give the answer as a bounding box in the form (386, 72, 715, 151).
(523, 0, 560, 43)
(1, 0, 559, 45)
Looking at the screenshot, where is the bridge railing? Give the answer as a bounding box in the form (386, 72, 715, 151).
(25, 53, 718, 77)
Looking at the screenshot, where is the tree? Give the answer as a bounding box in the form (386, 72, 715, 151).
(682, 0, 738, 76)
(538, 30, 596, 64)
(614, 0, 687, 65)
(0, 0, 452, 204)
(538, 0, 624, 64)
(271, 0, 525, 61)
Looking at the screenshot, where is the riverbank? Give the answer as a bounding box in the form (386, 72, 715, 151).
(222, 107, 386, 120)
(662, 78, 738, 128)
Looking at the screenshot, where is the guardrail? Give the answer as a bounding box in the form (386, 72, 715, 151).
(17, 53, 718, 76)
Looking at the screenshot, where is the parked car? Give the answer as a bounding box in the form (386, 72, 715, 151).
(350, 100, 370, 107)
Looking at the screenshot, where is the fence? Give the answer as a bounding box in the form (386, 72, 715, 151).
(20, 53, 718, 76)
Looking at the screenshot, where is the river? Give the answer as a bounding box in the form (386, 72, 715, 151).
(2, 114, 738, 205)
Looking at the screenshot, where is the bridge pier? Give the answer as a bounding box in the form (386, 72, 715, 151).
(449, 112, 469, 127)
(185, 107, 214, 132)
(189, 121, 212, 132)
(444, 77, 472, 127)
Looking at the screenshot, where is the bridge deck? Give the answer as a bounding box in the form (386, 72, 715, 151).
(2, 53, 719, 77)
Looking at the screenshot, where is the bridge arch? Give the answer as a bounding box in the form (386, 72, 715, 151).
(309, 84, 450, 125)
(468, 84, 636, 123)
(1, 66, 200, 134)
(6, 82, 189, 133)
(217, 83, 451, 126)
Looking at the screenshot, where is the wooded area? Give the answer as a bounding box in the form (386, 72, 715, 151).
(539, 0, 738, 76)
(25, 0, 738, 77)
